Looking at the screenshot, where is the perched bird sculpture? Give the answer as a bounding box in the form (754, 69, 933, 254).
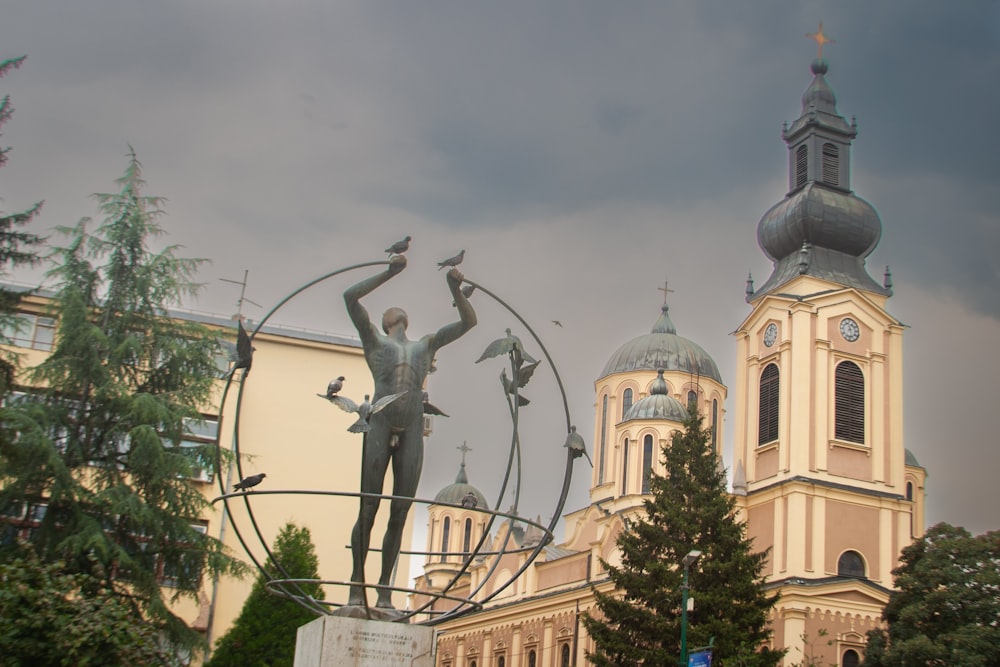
(476, 328, 537, 366)
(233, 472, 266, 491)
(327, 391, 408, 433)
(501, 359, 541, 406)
(422, 391, 450, 417)
(229, 319, 254, 378)
(385, 236, 411, 256)
(437, 249, 465, 271)
(318, 376, 345, 400)
(564, 426, 593, 466)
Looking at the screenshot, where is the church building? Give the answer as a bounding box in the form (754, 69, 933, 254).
(412, 51, 927, 667)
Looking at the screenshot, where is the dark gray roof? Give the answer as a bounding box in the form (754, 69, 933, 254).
(433, 462, 490, 509)
(600, 305, 722, 382)
(623, 369, 689, 422)
(904, 448, 923, 469)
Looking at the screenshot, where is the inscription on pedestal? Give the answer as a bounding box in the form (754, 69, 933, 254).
(294, 615, 435, 667)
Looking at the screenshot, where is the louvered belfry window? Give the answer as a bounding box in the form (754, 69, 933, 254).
(822, 142, 839, 186)
(795, 145, 808, 188)
(758, 363, 780, 445)
(835, 361, 865, 443)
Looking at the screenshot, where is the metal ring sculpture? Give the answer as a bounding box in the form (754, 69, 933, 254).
(212, 260, 583, 624)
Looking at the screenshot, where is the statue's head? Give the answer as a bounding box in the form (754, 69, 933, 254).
(381, 307, 409, 333)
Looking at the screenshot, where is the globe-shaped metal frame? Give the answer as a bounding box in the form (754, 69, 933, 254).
(211, 260, 581, 625)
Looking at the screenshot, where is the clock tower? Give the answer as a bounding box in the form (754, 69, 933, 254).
(731, 51, 926, 664)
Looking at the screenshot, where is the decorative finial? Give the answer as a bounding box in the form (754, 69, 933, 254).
(806, 21, 834, 59)
(798, 242, 811, 274)
(658, 278, 675, 306)
(883, 265, 893, 291)
(745, 272, 755, 298)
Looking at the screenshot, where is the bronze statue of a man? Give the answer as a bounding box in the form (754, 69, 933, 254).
(344, 254, 477, 608)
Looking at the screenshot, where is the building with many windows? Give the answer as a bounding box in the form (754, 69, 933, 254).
(415, 55, 926, 667)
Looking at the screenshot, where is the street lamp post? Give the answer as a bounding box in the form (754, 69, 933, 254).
(679, 549, 702, 667)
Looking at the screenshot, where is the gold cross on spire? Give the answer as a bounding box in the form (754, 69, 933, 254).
(658, 278, 675, 306)
(807, 21, 834, 58)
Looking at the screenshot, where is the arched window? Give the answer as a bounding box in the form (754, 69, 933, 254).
(822, 142, 840, 186)
(842, 648, 860, 667)
(621, 438, 629, 495)
(687, 390, 698, 411)
(561, 643, 571, 667)
(642, 434, 654, 494)
(528, 649, 537, 667)
(835, 361, 865, 444)
(463, 517, 472, 554)
(622, 388, 633, 419)
(758, 364, 779, 445)
(470, 661, 477, 667)
(838, 550, 866, 578)
(599, 395, 608, 484)
(906, 481, 914, 501)
(440, 517, 450, 554)
(497, 657, 506, 667)
(711, 399, 719, 449)
(795, 144, 808, 188)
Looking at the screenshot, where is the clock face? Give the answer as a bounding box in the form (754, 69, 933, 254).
(840, 317, 860, 342)
(763, 323, 778, 347)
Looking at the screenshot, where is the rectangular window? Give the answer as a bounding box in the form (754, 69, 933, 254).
(1, 313, 56, 351)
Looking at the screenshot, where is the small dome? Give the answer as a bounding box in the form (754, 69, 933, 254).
(600, 305, 722, 382)
(624, 369, 689, 422)
(433, 461, 489, 509)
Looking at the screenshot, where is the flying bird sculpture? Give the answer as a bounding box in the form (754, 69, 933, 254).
(563, 426, 593, 466)
(476, 328, 537, 366)
(229, 319, 254, 378)
(233, 472, 266, 491)
(385, 235, 411, 256)
(327, 391, 408, 433)
(437, 249, 465, 270)
(318, 376, 345, 400)
(501, 359, 541, 407)
(422, 391, 450, 417)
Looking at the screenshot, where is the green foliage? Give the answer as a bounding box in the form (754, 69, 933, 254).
(862, 522, 1000, 667)
(207, 523, 324, 667)
(0, 149, 244, 655)
(0, 55, 44, 394)
(582, 408, 782, 667)
(0, 542, 170, 666)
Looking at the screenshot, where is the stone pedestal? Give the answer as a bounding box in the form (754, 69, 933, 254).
(294, 615, 436, 667)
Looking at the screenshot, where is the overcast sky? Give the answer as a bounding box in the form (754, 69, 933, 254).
(3, 0, 998, 574)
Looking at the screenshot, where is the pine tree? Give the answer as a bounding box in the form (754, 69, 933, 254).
(0, 55, 44, 394)
(0, 149, 244, 656)
(582, 408, 783, 667)
(207, 523, 325, 667)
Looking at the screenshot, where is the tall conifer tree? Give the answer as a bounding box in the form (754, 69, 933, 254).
(207, 523, 324, 667)
(0, 149, 243, 655)
(0, 55, 44, 393)
(583, 408, 782, 667)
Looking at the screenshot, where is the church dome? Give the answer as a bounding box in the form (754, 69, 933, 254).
(624, 369, 689, 422)
(433, 461, 489, 510)
(600, 305, 722, 382)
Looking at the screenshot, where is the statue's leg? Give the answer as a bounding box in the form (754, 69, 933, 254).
(349, 427, 391, 606)
(375, 423, 424, 608)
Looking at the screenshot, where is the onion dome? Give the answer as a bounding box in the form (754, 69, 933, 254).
(623, 370, 688, 422)
(751, 58, 889, 300)
(600, 305, 722, 382)
(433, 459, 489, 509)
